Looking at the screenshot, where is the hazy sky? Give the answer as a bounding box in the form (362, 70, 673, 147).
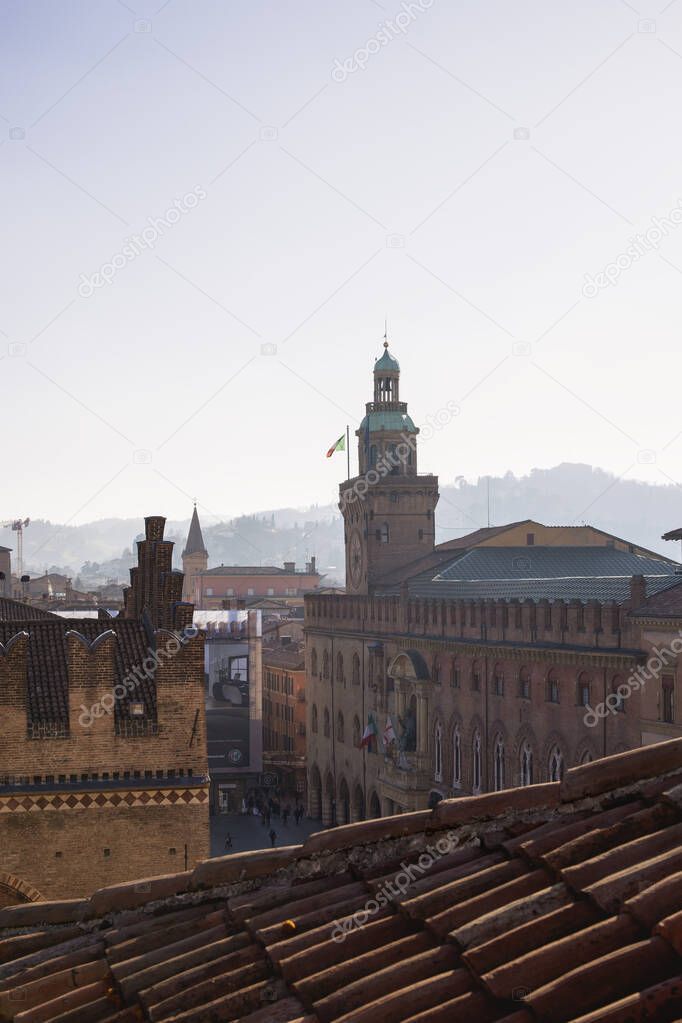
(3, 0, 682, 530)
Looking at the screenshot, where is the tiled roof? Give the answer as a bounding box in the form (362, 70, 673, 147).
(0, 598, 59, 621)
(436, 521, 533, 551)
(3, 740, 682, 1021)
(263, 645, 305, 669)
(382, 546, 681, 603)
(630, 578, 682, 618)
(0, 618, 156, 727)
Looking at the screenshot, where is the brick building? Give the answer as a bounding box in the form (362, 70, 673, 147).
(193, 560, 321, 610)
(181, 504, 208, 603)
(263, 642, 307, 802)
(305, 343, 682, 825)
(0, 515, 209, 905)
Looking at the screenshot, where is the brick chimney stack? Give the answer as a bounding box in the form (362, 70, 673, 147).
(123, 516, 194, 630)
(629, 574, 647, 609)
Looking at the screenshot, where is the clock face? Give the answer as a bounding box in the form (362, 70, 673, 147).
(349, 528, 364, 589)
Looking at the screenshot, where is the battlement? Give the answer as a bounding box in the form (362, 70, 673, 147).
(305, 587, 641, 652)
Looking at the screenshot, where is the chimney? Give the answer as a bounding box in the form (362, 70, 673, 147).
(630, 574, 647, 609)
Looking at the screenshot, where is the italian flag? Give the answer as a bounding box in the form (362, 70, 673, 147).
(359, 715, 377, 749)
(326, 434, 345, 458)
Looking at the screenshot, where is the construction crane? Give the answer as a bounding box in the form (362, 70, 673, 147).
(1, 518, 30, 579)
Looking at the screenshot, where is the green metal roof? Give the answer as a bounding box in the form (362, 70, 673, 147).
(374, 348, 400, 372)
(359, 411, 417, 433)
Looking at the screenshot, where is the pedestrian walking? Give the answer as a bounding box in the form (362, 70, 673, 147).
(269, 828, 277, 847)
(224, 833, 232, 851)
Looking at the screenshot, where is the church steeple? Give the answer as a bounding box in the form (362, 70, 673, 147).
(183, 505, 207, 558)
(181, 505, 208, 603)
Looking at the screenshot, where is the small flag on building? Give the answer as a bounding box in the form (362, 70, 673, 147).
(359, 714, 377, 748)
(383, 716, 397, 746)
(326, 434, 346, 458)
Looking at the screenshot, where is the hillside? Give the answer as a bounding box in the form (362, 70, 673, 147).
(6, 464, 681, 588)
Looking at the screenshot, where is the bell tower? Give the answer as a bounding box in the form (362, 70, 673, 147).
(340, 339, 439, 594)
(182, 505, 208, 603)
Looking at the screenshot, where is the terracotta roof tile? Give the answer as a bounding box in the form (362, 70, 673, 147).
(2, 741, 682, 1022)
(481, 914, 642, 1001)
(524, 936, 680, 1023)
(313, 946, 464, 1023)
(462, 900, 600, 976)
(560, 737, 682, 801)
(431, 872, 552, 941)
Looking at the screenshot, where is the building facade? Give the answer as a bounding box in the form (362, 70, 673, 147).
(194, 560, 321, 610)
(199, 609, 263, 814)
(0, 516, 209, 904)
(305, 343, 682, 824)
(262, 642, 307, 803)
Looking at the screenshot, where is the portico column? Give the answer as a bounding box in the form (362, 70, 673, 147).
(415, 683, 429, 756)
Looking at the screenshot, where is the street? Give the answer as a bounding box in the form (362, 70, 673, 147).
(210, 811, 323, 856)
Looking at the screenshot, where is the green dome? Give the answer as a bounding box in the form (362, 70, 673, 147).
(374, 345, 400, 372)
(359, 411, 416, 434)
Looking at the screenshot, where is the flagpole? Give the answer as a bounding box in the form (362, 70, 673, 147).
(346, 424, 350, 480)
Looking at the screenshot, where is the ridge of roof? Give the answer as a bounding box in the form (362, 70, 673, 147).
(0, 597, 61, 621)
(435, 520, 534, 552)
(2, 738, 681, 930)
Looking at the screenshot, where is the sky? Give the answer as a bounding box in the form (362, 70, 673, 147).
(3, 0, 682, 530)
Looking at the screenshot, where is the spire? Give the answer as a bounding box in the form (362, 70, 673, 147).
(182, 505, 207, 557)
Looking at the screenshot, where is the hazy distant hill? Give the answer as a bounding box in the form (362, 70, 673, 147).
(7, 464, 682, 588)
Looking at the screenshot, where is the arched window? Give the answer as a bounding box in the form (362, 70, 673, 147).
(519, 667, 530, 700)
(548, 745, 564, 782)
(432, 655, 441, 684)
(493, 664, 504, 696)
(353, 715, 361, 747)
(369, 445, 377, 467)
(611, 675, 626, 713)
(337, 712, 344, 743)
(471, 661, 481, 692)
(450, 659, 460, 688)
(472, 730, 482, 793)
(520, 740, 533, 786)
(322, 650, 330, 680)
(323, 708, 330, 738)
(579, 749, 593, 765)
(453, 725, 462, 788)
(336, 652, 344, 686)
(547, 669, 559, 704)
(577, 672, 591, 707)
(493, 736, 505, 791)
(311, 704, 318, 733)
(434, 722, 443, 782)
(352, 652, 360, 685)
(380, 523, 390, 544)
(311, 649, 318, 677)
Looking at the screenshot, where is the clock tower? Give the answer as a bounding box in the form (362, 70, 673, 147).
(340, 340, 439, 594)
